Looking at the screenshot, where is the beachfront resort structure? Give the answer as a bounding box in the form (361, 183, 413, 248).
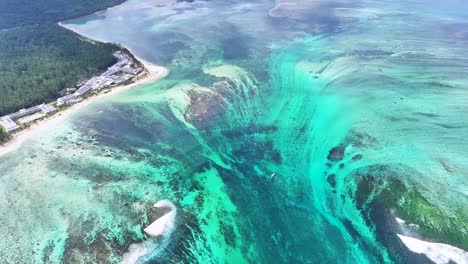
(0, 116, 21, 133)
(0, 104, 56, 133)
(57, 51, 142, 106)
(0, 51, 143, 135)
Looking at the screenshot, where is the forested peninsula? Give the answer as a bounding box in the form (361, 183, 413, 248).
(0, 0, 125, 116)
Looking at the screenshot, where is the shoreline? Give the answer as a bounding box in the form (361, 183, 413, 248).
(0, 48, 168, 156)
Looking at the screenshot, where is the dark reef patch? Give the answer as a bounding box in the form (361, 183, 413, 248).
(368, 206, 436, 264)
(184, 88, 226, 129)
(327, 174, 336, 188)
(327, 145, 345, 162)
(352, 154, 363, 162)
(352, 166, 468, 251)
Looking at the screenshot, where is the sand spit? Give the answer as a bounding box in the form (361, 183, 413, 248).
(0, 17, 169, 156)
(0, 52, 168, 156)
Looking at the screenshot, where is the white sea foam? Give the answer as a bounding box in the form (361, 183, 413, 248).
(397, 234, 468, 264)
(122, 241, 154, 264)
(122, 200, 177, 264)
(143, 200, 177, 237)
(394, 216, 420, 237)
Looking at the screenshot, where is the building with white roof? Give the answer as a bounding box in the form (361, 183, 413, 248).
(18, 113, 46, 125)
(8, 106, 41, 120)
(39, 104, 57, 115)
(0, 116, 21, 133)
(57, 94, 79, 106)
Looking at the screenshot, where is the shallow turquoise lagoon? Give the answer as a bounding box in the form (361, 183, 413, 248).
(0, 0, 467, 263)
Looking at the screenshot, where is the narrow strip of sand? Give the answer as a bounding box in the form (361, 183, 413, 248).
(0, 56, 168, 156)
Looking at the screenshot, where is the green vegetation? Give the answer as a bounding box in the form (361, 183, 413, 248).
(0, 127, 10, 143)
(0, 0, 125, 116)
(356, 174, 468, 250)
(0, 0, 124, 29)
(0, 25, 119, 116)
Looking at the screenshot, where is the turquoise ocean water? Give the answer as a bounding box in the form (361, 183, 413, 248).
(0, 0, 467, 263)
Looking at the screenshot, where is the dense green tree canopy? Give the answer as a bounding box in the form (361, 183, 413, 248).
(0, 127, 10, 143)
(0, 25, 119, 115)
(0, 0, 124, 116)
(0, 0, 124, 29)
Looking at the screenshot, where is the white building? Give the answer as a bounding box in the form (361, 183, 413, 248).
(18, 113, 46, 125)
(8, 106, 41, 120)
(57, 94, 79, 106)
(39, 104, 57, 115)
(0, 116, 21, 133)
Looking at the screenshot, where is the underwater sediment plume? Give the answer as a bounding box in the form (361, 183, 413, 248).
(1, 0, 468, 263)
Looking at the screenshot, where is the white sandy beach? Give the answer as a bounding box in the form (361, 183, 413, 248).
(0, 58, 168, 156)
